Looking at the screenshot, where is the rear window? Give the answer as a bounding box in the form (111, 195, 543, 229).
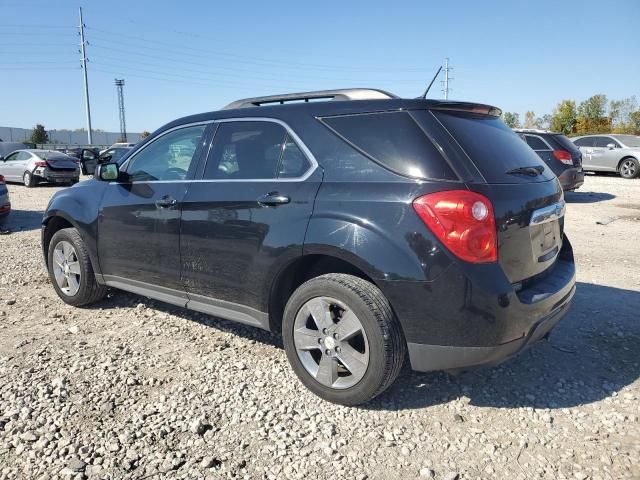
(552, 134, 581, 154)
(434, 111, 552, 183)
(321, 111, 457, 180)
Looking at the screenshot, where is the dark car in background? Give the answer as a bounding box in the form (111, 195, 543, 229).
(515, 129, 584, 191)
(0, 174, 10, 224)
(58, 147, 101, 175)
(41, 89, 576, 405)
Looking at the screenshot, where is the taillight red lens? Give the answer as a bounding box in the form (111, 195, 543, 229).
(34, 161, 47, 167)
(553, 150, 573, 165)
(413, 190, 497, 263)
(0, 175, 5, 184)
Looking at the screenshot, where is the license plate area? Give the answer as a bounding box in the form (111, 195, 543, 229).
(529, 201, 565, 264)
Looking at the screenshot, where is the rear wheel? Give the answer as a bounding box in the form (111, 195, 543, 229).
(47, 227, 107, 306)
(282, 273, 405, 405)
(23, 171, 36, 188)
(619, 158, 639, 179)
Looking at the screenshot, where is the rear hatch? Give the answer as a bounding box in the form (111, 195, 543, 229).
(38, 153, 79, 171)
(431, 109, 565, 283)
(551, 134, 582, 168)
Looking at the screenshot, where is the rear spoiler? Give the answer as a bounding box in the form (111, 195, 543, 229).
(428, 101, 502, 117)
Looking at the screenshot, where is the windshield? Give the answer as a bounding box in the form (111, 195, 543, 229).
(613, 135, 640, 148)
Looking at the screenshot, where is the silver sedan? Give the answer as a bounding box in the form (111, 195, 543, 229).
(0, 149, 80, 187)
(571, 134, 640, 179)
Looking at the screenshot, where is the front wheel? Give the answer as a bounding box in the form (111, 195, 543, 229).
(47, 227, 107, 306)
(619, 158, 639, 179)
(282, 273, 406, 406)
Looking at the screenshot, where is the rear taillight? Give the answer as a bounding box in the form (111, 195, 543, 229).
(553, 150, 573, 165)
(413, 190, 497, 263)
(0, 175, 5, 184)
(34, 161, 47, 167)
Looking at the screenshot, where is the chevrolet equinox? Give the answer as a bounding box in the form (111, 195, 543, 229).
(42, 89, 576, 405)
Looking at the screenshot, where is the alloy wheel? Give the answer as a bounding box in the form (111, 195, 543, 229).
(293, 296, 369, 389)
(52, 240, 81, 296)
(621, 159, 637, 178)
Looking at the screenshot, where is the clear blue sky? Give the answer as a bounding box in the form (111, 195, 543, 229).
(1, 0, 638, 133)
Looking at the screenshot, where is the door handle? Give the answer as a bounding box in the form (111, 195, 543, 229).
(155, 195, 177, 209)
(257, 192, 290, 206)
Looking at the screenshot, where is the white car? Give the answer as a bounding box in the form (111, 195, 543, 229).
(571, 134, 640, 179)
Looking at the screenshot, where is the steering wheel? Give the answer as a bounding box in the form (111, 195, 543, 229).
(163, 167, 187, 180)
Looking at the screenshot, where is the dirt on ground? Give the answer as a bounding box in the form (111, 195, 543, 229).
(0, 174, 638, 480)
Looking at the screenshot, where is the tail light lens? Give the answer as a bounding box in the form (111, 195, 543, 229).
(413, 190, 497, 263)
(0, 175, 5, 184)
(553, 150, 573, 165)
(34, 161, 47, 167)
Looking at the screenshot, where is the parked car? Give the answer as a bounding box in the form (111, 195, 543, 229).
(571, 134, 640, 179)
(0, 149, 80, 187)
(514, 129, 584, 191)
(99, 142, 136, 155)
(42, 88, 576, 405)
(97, 146, 133, 166)
(58, 147, 101, 175)
(0, 174, 10, 224)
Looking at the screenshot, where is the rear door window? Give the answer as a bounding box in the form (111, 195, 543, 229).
(321, 111, 457, 180)
(433, 111, 553, 183)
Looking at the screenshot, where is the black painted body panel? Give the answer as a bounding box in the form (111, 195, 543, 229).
(42, 96, 577, 372)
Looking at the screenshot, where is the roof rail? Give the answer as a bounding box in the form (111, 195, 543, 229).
(222, 88, 398, 110)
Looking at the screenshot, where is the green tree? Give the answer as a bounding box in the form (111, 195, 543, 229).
(550, 100, 577, 135)
(578, 94, 608, 119)
(523, 111, 540, 129)
(539, 114, 552, 130)
(29, 124, 49, 144)
(629, 111, 640, 134)
(610, 96, 638, 133)
(502, 112, 520, 128)
(141, 130, 151, 139)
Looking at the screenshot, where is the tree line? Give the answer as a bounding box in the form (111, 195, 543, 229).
(502, 95, 640, 136)
(25, 124, 151, 144)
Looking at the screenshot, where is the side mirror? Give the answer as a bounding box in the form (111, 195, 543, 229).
(97, 162, 120, 181)
(606, 143, 616, 150)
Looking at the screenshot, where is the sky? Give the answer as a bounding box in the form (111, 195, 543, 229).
(1, 0, 639, 133)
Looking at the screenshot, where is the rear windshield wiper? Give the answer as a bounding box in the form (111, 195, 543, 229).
(506, 165, 544, 177)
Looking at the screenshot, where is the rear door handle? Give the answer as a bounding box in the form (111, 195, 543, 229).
(155, 195, 177, 209)
(257, 192, 290, 206)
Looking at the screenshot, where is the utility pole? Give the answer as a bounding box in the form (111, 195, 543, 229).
(78, 7, 92, 144)
(442, 57, 453, 100)
(115, 79, 127, 142)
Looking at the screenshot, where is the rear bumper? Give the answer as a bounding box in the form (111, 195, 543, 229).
(407, 294, 572, 371)
(378, 238, 576, 372)
(34, 167, 79, 183)
(558, 168, 584, 191)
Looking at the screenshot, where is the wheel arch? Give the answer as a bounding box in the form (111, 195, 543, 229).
(617, 155, 638, 172)
(267, 253, 380, 333)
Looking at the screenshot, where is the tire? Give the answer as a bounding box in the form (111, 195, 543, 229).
(47, 227, 107, 306)
(23, 171, 36, 188)
(282, 273, 406, 406)
(619, 157, 639, 179)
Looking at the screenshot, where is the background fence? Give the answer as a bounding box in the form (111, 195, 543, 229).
(0, 126, 142, 146)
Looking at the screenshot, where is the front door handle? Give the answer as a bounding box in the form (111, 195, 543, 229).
(155, 195, 177, 209)
(257, 192, 290, 206)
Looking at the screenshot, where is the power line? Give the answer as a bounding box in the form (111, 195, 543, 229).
(441, 57, 454, 100)
(79, 7, 92, 144)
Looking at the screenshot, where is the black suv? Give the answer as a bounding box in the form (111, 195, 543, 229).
(515, 129, 584, 191)
(42, 89, 576, 405)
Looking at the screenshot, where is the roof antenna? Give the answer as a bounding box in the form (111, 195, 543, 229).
(421, 65, 443, 99)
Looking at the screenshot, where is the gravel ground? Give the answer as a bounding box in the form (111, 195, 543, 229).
(0, 174, 638, 480)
